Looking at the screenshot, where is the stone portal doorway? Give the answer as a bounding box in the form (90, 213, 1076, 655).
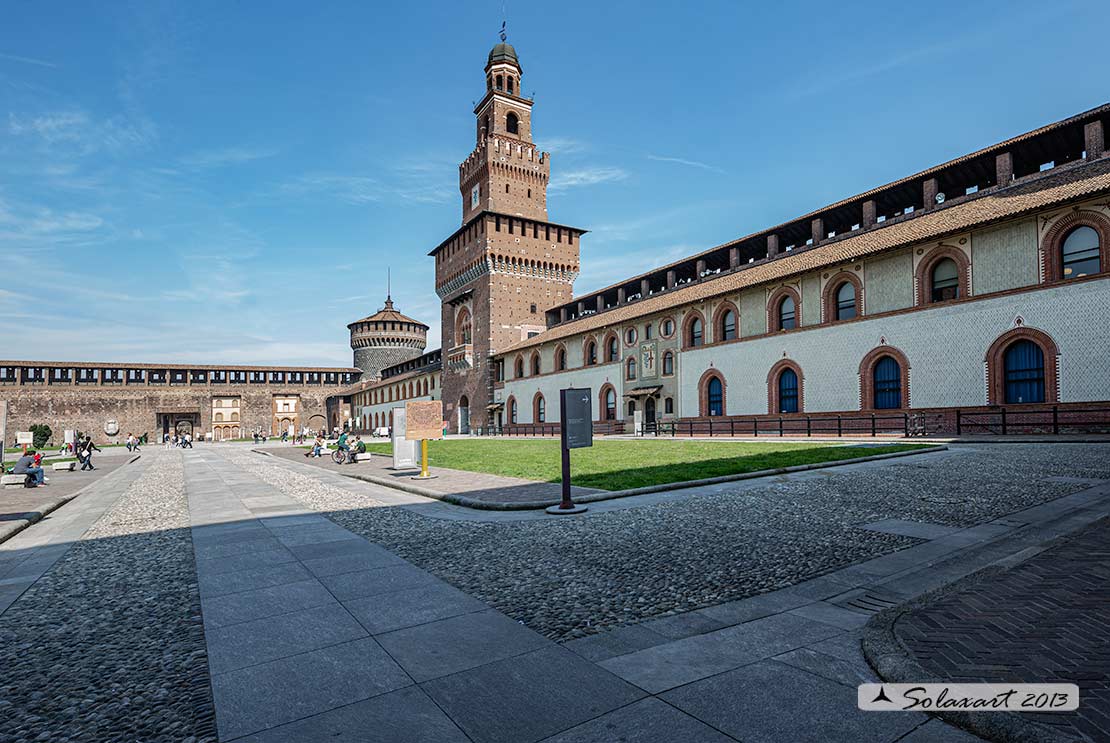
(645, 397, 657, 428)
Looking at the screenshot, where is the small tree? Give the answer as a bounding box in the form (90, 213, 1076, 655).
(30, 423, 53, 449)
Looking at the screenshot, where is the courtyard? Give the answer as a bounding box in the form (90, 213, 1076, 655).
(1, 440, 1108, 741)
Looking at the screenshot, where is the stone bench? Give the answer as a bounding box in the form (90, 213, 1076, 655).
(52, 461, 76, 472)
(2, 474, 28, 487)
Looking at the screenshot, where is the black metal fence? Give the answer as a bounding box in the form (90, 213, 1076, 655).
(955, 406, 1110, 435)
(647, 411, 941, 438)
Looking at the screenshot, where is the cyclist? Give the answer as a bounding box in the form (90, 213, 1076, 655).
(336, 431, 350, 463)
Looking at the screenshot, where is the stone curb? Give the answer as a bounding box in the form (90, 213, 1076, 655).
(0, 454, 142, 546)
(860, 522, 1103, 743)
(257, 445, 946, 511)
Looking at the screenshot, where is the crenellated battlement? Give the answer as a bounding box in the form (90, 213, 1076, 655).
(459, 136, 549, 184)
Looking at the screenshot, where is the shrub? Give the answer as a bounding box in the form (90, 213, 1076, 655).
(30, 424, 53, 449)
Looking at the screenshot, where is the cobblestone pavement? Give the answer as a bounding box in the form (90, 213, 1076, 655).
(896, 516, 1110, 743)
(221, 443, 1110, 641)
(0, 452, 217, 743)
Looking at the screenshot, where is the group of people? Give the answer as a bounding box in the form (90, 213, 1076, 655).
(303, 431, 366, 463)
(163, 432, 193, 449)
(125, 434, 143, 452)
(8, 435, 100, 487)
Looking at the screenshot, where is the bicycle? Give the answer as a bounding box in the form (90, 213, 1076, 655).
(331, 448, 349, 465)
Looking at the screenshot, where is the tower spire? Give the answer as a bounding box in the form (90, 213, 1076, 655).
(384, 268, 393, 309)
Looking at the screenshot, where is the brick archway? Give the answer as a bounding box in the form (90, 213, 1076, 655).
(822, 271, 863, 323)
(711, 301, 740, 343)
(858, 345, 911, 410)
(682, 309, 706, 349)
(915, 245, 969, 306)
(697, 368, 727, 417)
(767, 359, 804, 414)
(1041, 209, 1110, 282)
(985, 326, 1060, 405)
(767, 286, 802, 332)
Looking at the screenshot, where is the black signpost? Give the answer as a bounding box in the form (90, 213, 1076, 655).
(547, 388, 593, 515)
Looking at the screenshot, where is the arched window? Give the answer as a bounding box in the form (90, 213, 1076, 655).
(1061, 225, 1101, 279)
(586, 341, 597, 365)
(626, 357, 637, 380)
(531, 353, 541, 376)
(873, 356, 902, 409)
(603, 387, 616, 420)
(779, 296, 796, 330)
(555, 347, 567, 371)
(605, 336, 619, 362)
(662, 351, 674, 376)
(506, 76, 514, 95)
(778, 369, 799, 413)
(506, 112, 519, 135)
(495, 75, 503, 90)
(931, 258, 960, 302)
(1003, 340, 1045, 404)
(719, 309, 737, 341)
(688, 317, 703, 347)
(627, 400, 636, 416)
(707, 377, 723, 416)
(664, 397, 674, 414)
(835, 283, 857, 320)
(514, 356, 524, 378)
(535, 394, 546, 423)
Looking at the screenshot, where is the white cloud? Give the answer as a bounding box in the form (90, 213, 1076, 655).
(541, 137, 587, 154)
(0, 51, 58, 68)
(647, 153, 725, 174)
(179, 147, 278, 169)
(549, 166, 628, 191)
(7, 109, 156, 154)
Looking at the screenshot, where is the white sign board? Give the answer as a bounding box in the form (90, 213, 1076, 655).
(390, 407, 417, 470)
(16, 431, 34, 445)
(65, 429, 76, 444)
(633, 410, 644, 436)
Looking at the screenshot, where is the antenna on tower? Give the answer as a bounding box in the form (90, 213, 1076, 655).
(387, 267, 391, 301)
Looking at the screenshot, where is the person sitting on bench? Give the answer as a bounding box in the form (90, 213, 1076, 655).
(13, 450, 46, 487)
(350, 435, 366, 463)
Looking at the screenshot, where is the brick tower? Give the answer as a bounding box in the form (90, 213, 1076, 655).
(348, 295, 428, 382)
(431, 34, 586, 433)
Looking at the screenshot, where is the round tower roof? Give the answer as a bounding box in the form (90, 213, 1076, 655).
(487, 41, 519, 67)
(348, 297, 429, 330)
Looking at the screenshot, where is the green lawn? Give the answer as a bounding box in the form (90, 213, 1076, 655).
(356, 439, 933, 491)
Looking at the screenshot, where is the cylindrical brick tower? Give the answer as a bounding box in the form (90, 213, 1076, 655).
(348, 296, 428, 381)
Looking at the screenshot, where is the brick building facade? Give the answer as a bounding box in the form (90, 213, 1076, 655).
(0, 363, 358, 445)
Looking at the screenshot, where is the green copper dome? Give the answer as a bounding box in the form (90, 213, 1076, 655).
(487, 42, 519, 67)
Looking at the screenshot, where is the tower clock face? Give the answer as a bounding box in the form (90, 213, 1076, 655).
(471, 185, 480, 208)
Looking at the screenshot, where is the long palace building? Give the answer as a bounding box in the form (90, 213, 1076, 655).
(4, 36, 1110, 443)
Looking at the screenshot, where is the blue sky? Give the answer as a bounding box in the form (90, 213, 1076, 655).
(1, 1, 1105, 366)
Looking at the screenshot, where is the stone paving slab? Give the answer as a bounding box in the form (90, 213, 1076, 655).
(538, 697, 736, 742)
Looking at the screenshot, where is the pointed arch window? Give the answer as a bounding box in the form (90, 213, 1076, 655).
(531, 353, 541, 376)
(603, 387, 616, 420)
(626, 357, 637, 381)
(586, 341, 597, 365)
(506, 112, 519, 135)
(605, 336, 619, 362)
(688, 317, 703, 347)
(509, 397, 518, 424)
(514, 356, 524, 378)
(535, 394, 546, 423)
(556, 347, 567, 371)
(707, 377, 723, 416)
(662, 351, 674, 376)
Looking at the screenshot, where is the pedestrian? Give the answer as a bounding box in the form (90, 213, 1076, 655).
(12, 449, 46, 487)
(78, 436, 101, 471)
(126, 433, 134, 452)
